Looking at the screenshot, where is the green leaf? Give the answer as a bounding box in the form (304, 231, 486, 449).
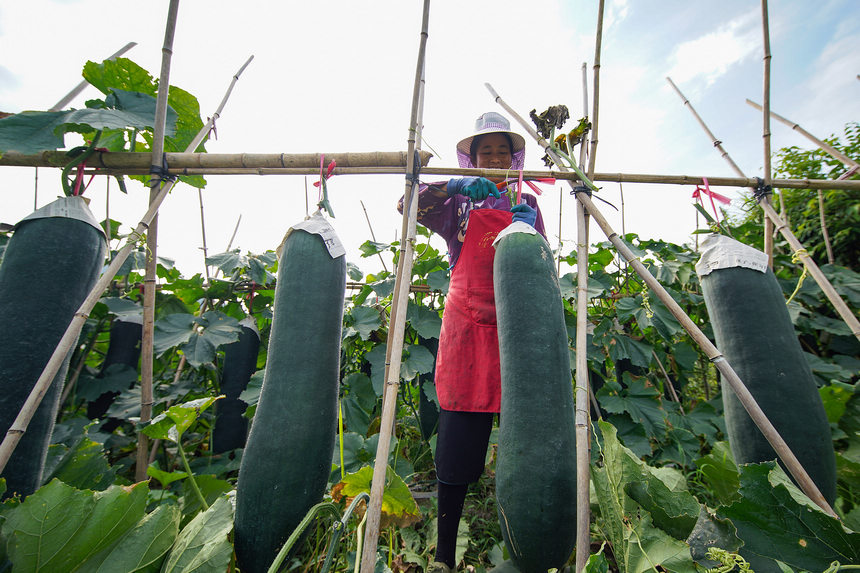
(346, 305, 383, 340)
(154, 313, 196, 353)
(717, 462, 860, 572)
(686, 509, 743, 566)
(359, 240, 391, 257)
(607, 333, 652, 369)
(426, 269, 450, 293)
(401, 344, 434, 381)
(180, 476, 233, 526)
(76, 364, 137, 403)
(161, 495, 234, 573)
(671, 341, 699, 371)
(694, 442, 740, 506)
(104, 89, 177, 135)
(2, 480, 148, 572)
(597, 377, 667, 438)
(42, 431, 117, 491)
(370, 277, 396, 298)
(819, 381, 855, 423)
(590, 421, 698, 573)
(205, 250, 247, 275)
(83, 57, 156, 96)
(0, 111, 67, 153)
(239, 370, 265, 418)
(406, 302, 442, 339)
(90, 504, 180, 573)
(331, 466, 420, 528)
(146, 462, 189, 488)
(101, 296, 143, 321)
(142, 396, 222, 442)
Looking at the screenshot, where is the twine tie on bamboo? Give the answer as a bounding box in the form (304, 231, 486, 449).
(753, 177, 772, 201)
(149, 152, 176, 187)
(785, 248, 810, 305)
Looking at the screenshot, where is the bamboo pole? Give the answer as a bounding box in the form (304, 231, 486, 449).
(48, 42, 138, 112)
(575, 2, 604, 567)
(487, 83, 838, 518)
(817, 190, 834, 264)
(761, 0, 776, 268)
(9, 155, 860, 191)
(136, 0, 180, 482)
(360, 1, 430, 570)
(665, 78, 746, 178)
(744, 100, 860, 171)
(0, 39, 250, 480)
(1, 150, 431, 170)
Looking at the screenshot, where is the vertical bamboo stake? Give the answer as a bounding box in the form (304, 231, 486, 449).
(487, 84, 838, 517)
(136, 0, 181, 482)
(360, 2, 430, 570)
(761, 0, 776, 268)
(198, 188, 211, 283)
(666, 78, 746, 178)
(0, 53, 244, 477)
(817, 189, 834, 264)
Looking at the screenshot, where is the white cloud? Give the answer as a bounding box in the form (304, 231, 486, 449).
(666, 9, 760, 87)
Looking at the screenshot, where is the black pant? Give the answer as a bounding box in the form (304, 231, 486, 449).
(434, 409, 495, 484)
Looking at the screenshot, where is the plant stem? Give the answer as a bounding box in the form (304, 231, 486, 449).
(177, 440, 208, 510)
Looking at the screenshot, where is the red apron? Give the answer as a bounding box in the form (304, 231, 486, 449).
(435, 208, 513, 412)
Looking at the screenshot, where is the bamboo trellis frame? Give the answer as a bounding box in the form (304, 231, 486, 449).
(487, 84, 837, 518)
(4, 153, 859, 190)
(761, 0, 776, 268)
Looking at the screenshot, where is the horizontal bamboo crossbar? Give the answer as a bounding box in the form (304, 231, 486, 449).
(0, 150, 432, 170)
(3, 152, 858, 191)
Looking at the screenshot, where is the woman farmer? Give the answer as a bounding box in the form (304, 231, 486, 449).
(398, 112, 546, 572)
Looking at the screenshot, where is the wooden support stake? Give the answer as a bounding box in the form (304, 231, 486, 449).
(487, 84, 838, 518)
(136, 0, 180, 482)
(761, 0, 775, 268)
(360, 1, 430, 570)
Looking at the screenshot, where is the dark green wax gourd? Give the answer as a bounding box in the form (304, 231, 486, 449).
(234, 224, 346, 573)
(213, 318, 260, 453)
(86, 316, 142, 424)
(698, 235, 837, 504)
(493, 228, 577, 573)
(0, 197, 106, 498)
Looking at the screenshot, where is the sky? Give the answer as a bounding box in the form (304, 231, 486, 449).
(1, 0, 858, 279)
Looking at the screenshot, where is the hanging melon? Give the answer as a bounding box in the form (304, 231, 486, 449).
(697, 234, 837, 504)
(0, 197, 106, 498)
(493, 223, 577, 572)
(234, 215, 346, 573)
(213, 317, 260, 454)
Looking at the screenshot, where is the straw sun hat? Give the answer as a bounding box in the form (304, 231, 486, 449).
(456, 111, 526, 170)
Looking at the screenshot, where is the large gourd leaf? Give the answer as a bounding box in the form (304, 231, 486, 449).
(716, 462, 860, 572)
(89, 504, 180, 573)
(590, 421, 697, 573)
(160, 495, 233, 573)
(42, 431, 117, 491)
(2, 480, 148, 572)
(331, 465, 420, 528)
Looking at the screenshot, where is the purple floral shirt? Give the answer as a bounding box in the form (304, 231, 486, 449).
(398, 182, 547, 267)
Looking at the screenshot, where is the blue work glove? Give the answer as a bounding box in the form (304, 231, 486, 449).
(511, 203, 537, 227)
(446, 177, 500, 201)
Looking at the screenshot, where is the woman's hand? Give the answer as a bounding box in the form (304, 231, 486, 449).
(511, 203, 537, 227)
(446, 177, 500, 201)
